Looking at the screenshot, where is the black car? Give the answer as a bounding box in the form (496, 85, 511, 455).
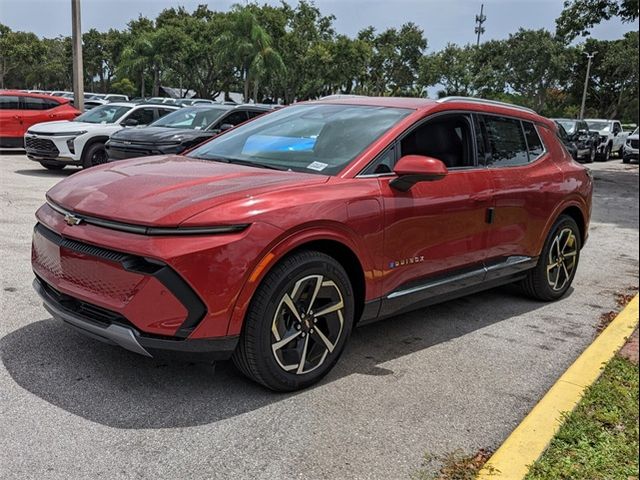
(106, 104, 275, 161)
(553, 118, 598, 163)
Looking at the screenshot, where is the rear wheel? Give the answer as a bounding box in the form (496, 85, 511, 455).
(82, 142, 108, 168)
(521, 215, 581, 301)
(233, 250, 354, 391)
(39, 162, 65, 171)
(586, 147, 596, 163)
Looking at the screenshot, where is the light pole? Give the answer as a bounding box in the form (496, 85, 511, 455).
(71, 0, 84, 111)
(579, 51, 597, 120)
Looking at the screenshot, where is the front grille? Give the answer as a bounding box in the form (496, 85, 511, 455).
(25, 136, 59, 155)
(630, 139, 639, 149)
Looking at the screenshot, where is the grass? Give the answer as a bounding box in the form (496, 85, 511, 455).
(525, 355, 639, 480)
(411, 448, 494, 480)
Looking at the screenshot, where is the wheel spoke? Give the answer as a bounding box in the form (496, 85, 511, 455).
(296, 335, 310, 374)
(307, 275, 324, 314)
(271, 330, 302, 352)
(314, 299, 344, 318)
(560, 262, 571, 287)
(312, 326, 336, 353)
(282, 293, 302, 323)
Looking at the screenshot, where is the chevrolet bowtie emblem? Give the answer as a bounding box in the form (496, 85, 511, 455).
(64, 213, 82, 226)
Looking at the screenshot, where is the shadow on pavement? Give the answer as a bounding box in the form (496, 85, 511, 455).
(1, 286, 548, 430)
(590, 163, 639, 230)
(14, 168, 77, 178)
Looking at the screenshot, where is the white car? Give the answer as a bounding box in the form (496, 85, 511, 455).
(623, 127, 639, 164)
(585, 119, 629, 161)
(24, 102, 179, 170)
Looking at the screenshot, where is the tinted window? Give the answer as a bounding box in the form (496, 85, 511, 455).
(222, 111, 249, 127)
(156, 108, 176, 119)
(188, 104, 410, 175)
(75, 104, 131, 124)
(126, 107, 155, 126)
(482, 116, 529, 167)
(0, 96, 19, 109)
(247, 110, 267, 119)
(151, 107, 225, 129)
(523, 122, 544, 159)
(362, 145, 397, 175)
(23, 97, 59, 110)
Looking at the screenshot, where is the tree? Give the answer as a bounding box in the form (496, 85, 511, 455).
(0, 24, 45, 89)
(556, 0, 639, 40)
(419, 43, 476, 97)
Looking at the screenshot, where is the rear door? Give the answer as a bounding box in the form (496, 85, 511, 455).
(21, 96, 63, 129)
(478, 114, 562, 266)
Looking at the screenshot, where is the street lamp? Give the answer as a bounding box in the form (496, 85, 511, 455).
(579, 51, 597, 120)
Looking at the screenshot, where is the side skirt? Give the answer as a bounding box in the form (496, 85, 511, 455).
(358, 256, 537, 325)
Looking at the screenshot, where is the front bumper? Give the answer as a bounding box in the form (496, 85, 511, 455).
(31, 222, 239, 359)
(24, 133, 81, 164)
(106, 141, 184, 161)
(34, 277, 238, 358)
(623, 144, 638, 161)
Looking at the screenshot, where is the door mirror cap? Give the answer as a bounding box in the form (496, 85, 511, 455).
(121, 118, 139, 127)
(390, 155, 448, 191)
(219, 123, 234, 132)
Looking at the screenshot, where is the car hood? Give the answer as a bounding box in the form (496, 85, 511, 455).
(110, 127, 211, 144)
(28, 120, 118, 133)
(46, 155, 329, 227)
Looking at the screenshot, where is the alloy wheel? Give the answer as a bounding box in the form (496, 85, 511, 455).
(546, 228, 578, 291)
(271, 274, 345, 375)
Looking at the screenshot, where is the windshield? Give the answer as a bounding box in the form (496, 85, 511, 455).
(187, 104, 410, 175)
(150, 107, 227, 129)
(75, 104, 131, 124)
(557, 120, 576, 134)
(586, 121, 610, 132)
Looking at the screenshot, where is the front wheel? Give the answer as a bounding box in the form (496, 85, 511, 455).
(82, 142, 108, 168)
(520, 215, 581, 301)
(586, 147, 596, 163)
(233, 250, 354, 391)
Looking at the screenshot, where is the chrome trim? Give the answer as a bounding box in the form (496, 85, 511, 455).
(387, 256, 534, 299)
(437, 96, 537, 114)
(46, 199, 249, 236)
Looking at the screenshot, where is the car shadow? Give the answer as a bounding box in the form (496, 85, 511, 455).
(14, 168, 78, 178)
(590, 164, 639, 230)
(1, 286, 551, 430)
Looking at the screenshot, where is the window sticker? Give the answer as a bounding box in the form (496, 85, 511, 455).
(307, 161, 328, 171)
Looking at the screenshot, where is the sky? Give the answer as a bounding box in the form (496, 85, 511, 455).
(0, 0, 637, 51)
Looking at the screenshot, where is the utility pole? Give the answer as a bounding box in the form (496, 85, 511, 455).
(579, 51, 597, 119)
(475, 4, 486, 47)
(71, 0, 84, 111)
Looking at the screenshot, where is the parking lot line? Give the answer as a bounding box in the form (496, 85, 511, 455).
(477, 294, 639, 480)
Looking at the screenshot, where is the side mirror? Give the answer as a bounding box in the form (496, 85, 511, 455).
(121, 118, 139, 127)
(219, 123, 234, 132)
(390, 155, 448, 192)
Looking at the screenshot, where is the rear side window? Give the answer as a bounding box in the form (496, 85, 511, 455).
(482, 115, 529, 167)
(522, 122, 544, 159)
(126, 107, 155, 125)
(156, 108, 176, 119)
(247, 110, 266, 119)
(0, 96, 20, 109)
(23, 97, 59, 110)
(222, 110, 249, 127)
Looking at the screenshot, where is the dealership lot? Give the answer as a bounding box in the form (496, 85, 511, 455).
(0, 154, 638, 479)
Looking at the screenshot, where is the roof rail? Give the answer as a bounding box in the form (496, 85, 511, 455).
(436, 96, 537, 114)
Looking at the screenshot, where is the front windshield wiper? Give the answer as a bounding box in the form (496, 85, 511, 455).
(194, 155, 288, 171)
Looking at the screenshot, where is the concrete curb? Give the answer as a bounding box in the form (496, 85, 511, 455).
(477, 294, 639, 479)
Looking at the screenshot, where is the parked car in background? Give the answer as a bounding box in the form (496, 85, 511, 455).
(83, 98, 108, 110)
(24, 102, 179, 169)
(552, 118, 597, 163)
(0, 90, 80, 148)
(32, 96, 592, 391)
(105, 104, 274, 161)
(623, 127, 639, 164)
(555, 122, 578, 160)
(104, 94, 129, 102)
(175, 98, 215, 106)
(585, 119, 628, 160)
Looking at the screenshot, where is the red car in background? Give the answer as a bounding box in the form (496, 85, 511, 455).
(0, 90, 80, 148)
(31, 96, 593, 391)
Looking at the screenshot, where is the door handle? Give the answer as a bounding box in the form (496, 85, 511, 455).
(13, 115, 22, 121)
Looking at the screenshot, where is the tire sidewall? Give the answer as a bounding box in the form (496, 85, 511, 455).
(82, 142, 106, 169)
(247, 252, 355, 390)
(536, 216, 581, 300)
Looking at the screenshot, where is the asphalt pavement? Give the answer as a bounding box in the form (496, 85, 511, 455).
(1, 153, 638, 479)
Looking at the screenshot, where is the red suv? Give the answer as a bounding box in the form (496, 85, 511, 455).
(31, 96, 592, 391)
(0, 90, 80, 147)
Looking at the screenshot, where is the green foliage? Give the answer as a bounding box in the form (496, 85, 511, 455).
(0, 0, 637, 122)
(556, 0, 639, 40)
(110, 77, 136, 97)
(525, 356, 639, 479)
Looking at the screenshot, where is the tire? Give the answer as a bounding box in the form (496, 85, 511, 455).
(81, 142, 108, 169)
(39, 162, 65, 171)
(521, 215, 581, 301)
(233, 250, 355, 391)
(623, 156, 630, 164)
(586, 147, 595, 163)
(603, 144, 612, 161)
